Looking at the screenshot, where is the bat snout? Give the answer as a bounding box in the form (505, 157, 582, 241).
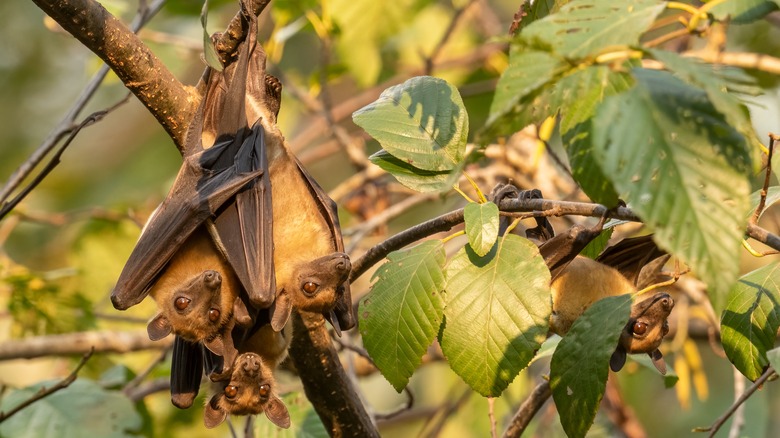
(203, 270, 222, 289)
(239, 353, 262, 373)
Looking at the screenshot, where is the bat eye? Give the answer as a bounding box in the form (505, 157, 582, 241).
(259, 384, 270, 398)
(174, 297, 191, 310)
(302, 281, 319, 296)
(208, 309, 220, 322)
(224, 385, 238, 399)
(632, 321, 648, 335)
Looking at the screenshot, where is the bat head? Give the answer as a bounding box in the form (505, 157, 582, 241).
(203, 353, 290, 429)
(147, 270, 235, 349)
(270, 253, 351, 332)
(611, 292, 675, 374)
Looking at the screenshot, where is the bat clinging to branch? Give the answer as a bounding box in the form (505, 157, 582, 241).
(492, 184, 675, 374)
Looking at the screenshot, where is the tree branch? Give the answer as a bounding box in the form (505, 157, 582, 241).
(0, 348, 94, 422)
(30, 0, 197, 150)
(287, 312, 379, 437)
(501, 379, 551, 438)
(0, 331, 171, 360)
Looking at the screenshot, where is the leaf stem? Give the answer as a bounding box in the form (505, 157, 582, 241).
(462, 172, 487, 203)
(442, 231, 465, 245)
(453, 183, 477, 204)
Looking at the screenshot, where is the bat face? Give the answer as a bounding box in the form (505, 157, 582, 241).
(145, 228, 240, 349)
(270, 252, 352, 332)
(619, 292, 674, 354)
(203, 353, 290, 429)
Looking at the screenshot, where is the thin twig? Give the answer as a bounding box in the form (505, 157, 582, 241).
(419, 387, 473, 437)
(0, 94, 132, 220)
(425, 0, 479, 75)
(374, 387, 415, 421)
(727, 369, 746, 438)
(0, 348, 94, 423)
(502, 379, 552, 438)
(122, 347, 172, 395)
(752, 135, 776, 225)
(695, 367, 777, 437)
(124, 377, 170, 402)
(0, 0, 165, 207)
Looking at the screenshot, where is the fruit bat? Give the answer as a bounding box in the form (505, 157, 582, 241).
(491, 184, 675, 374)
(203, 352, 290, 429)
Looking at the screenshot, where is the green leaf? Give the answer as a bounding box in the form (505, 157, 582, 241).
(708, 0, 779, 24)
(0, 379, 142, 437)
(593, 68, 751, 315)
(359, 240, 446, 392)
(200, 0, 223, 71)
(721, 262, 780, 381)
(464, 202, 499, 257)
(440, 234, 551, 396)
(748, 186, 780, 220)
(514, 0, 569, 32)
(368, 149, 456, 193)
(521, 0, 665, 58)
(550, 295, 631, 438)
(580, 227, 613, 260)
(483, 48, 568, 138)
(354, 76, 468, 172)
(647, 49, 760, 159)
(254, 392, 328, 437)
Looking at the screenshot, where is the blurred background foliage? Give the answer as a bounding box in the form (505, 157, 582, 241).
(0, 0, 779, 436)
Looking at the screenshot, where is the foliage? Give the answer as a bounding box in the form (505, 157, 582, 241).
(5, 0, 780, 436)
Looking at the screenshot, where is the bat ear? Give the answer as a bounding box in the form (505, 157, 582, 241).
(649, 349, 667, 375)
(264, 395, 291, 429)
(147, 314, 172, 341)
(270, 290, 293, 332)
(204, 335, 226, 357)
(203, 396, 227, 428)
(610, 347, 627, 372)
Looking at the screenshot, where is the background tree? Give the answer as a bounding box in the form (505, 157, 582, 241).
(2, 0, 780, 437)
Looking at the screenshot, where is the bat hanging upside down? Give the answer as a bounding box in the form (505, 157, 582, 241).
(491, 184, 675, 374)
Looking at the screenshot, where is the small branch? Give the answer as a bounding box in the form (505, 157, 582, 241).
(0, 94, 131, 220)
(31, 0, 197, 149)
(124, 377, 170, 403)
(0, 331, 171, 360)
(684, 50, 780, 75)
(502, 379, 552, 438)
(424, 0, 479, 75)
(287, 312, 379, 437)
(695, 367, 777, 437)
(0, 348, 94, 423)
(122, 347, 171, 395)
(752, 135, 776, 225)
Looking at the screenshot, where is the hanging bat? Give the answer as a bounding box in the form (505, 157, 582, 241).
(491, 184, 675, 373)
(110, 1, 274, 315)
(203, 352, 290, 429)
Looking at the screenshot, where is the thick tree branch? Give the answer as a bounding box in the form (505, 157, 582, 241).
(31, 0, 197, 150)
(287, 312, 379, 437)
(0, 331, 171, 360)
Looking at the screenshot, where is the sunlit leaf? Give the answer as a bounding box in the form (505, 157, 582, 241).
(593, 69, 751, 314)
(200, 0, 223, 71)
(708, 0, 778, 24)
(254, 392, 328, 437)
(521, 0, 665, 58)
(721, 262, 780, 381)
(440, 235, 550, 396)
(354, 76, 468, 172)
(360, 241, 446, 392)
(0, 379, 142, 438)
(464, 202, 499, 257)
(550, 295, 631, 438)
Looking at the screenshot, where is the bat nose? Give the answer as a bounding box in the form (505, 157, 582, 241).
(242, 353, 261, 372)
(203, 270, 222, 288)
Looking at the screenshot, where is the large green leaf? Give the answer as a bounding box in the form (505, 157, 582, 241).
(557, 66, 634, 205)
(359, 240, 446, 392)
(484, 48, 568, 137)
(721, 262, 780, 381)
(354, 76, 468, 172)
(708, 0, 779, 24)
(521, 0, 665, 58)
(550, 295, 631, 438)
(648, 49, 760, 159)
(464, 202, 499, 257)
(592, 69, 751, 314)
(439, 234, 550, 397)
(0, 379, 142, 437)
(368, 149, 456, 193)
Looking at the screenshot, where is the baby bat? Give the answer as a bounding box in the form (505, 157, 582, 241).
(203, 352, 290, 429)
(491, 184, 675, 373)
